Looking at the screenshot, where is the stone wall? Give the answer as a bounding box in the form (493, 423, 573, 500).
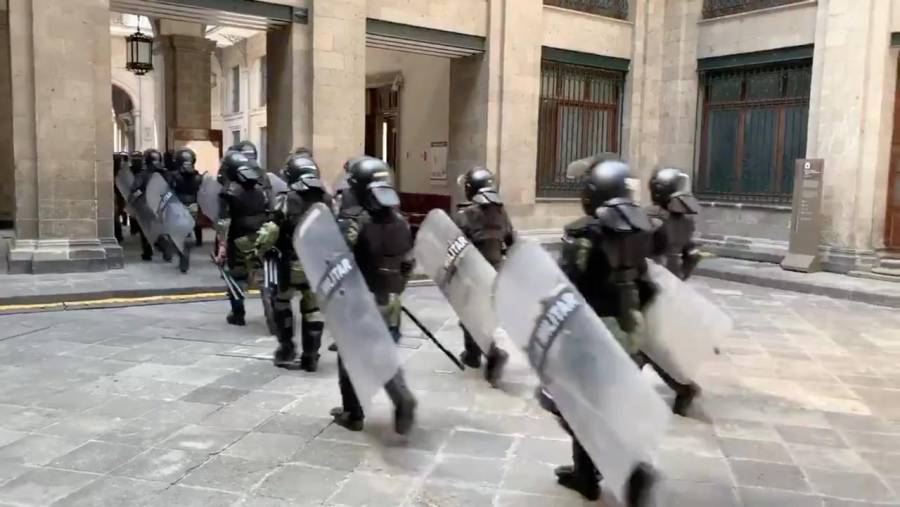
(696, 0, 817, 59)
(367, 0, 488, 36)
(311, 0, 366, 183)
(542, 5, 632, 59)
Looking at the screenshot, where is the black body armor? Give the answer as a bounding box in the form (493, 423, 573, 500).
(223, 182, 269, 240)
(350, 208, 413, 300)
(454, 202, 515, 267)
(560, 199, 657, 331)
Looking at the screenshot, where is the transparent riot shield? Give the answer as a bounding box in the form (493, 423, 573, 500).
(494, 240, 670, 503)
(643, 261, 730, 384)
(197, 173, 221, 222)
(294, 203, 403, 409)
(414, 209, 498, 354)
(115, 169, 161, 245)
(145, 173, 196, 255)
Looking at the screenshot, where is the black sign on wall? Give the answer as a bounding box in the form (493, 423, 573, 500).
(781, 159, 825, 273)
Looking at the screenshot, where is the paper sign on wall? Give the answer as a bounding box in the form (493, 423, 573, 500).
(430, 141, 448, 185)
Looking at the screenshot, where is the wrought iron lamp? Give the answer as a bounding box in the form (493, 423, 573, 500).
(125, 18, 153, 76)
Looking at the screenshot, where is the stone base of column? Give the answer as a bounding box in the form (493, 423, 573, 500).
(7, 238, 125, 274)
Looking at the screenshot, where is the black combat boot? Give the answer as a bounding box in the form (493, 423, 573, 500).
(626, 463, 655, 507)
(226, 296, 246, 326)
(328, 343, 338, 352)
(554, 465, 600, 501)
(177, 245, 191, 274)
(459, 326, 482, 368)
(670, 382, 700, 416)
(273, 309, 300, 369)
(385, 373, 417, 435)
(299, 320, 323, 372)
(330, 407, 364, 431)
(484, 345, 509, 388)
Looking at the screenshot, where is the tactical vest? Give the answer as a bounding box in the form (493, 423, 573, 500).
(566, 202, 655, 319)
(225, 183, 269, 239)
(355, 209, 413, 298)
(647, 197, 698, 278)
(277, 189, 331, 254)
(459, 203, 510, 267)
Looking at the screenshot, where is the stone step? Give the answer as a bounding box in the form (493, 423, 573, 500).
(872, 266, 900, 278)
(878, 257, 900, 270)
(848, 270, 900, 283)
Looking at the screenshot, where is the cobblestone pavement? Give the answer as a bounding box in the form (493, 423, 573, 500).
(0, 280, 898, 506)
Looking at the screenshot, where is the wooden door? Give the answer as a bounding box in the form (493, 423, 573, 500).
(887, 62, 900, 249)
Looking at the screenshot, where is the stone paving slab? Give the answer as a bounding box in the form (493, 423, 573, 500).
(0, 282, 897, 506)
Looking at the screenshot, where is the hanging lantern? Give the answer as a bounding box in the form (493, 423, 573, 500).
(125, 23, 153, 76)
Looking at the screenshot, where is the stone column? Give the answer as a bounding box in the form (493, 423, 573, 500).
(311, 0, 365, 183)
(267, 22, 312, 167)
(6, 0, 122, 273)
(448, 54, 491, 208)
(0, 0, 14, 225)
(490, 0, 542, 212)
(156, 21, 216, 147)
(625, 0, 666, 182)
(657, 0, 702, 174)
(807, 0, 896, 270)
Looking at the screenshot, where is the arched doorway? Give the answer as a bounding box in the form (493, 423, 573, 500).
(112, 84, 135, 152)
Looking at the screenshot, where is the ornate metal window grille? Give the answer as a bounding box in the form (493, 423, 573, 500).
(697, 62, 811, 204)
(536, 61, 623, 198)
(702, 0, 806, 19)
(544, 0, 628, 20)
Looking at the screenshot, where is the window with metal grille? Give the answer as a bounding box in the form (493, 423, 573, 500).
(536, 61, 623, 198)
(698, 62, 811, 204)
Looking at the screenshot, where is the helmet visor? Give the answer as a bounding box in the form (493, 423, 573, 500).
(368, 181, 400, 208)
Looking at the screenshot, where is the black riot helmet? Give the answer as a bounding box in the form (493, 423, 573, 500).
(174, 148, 197, 172)
(283, 154, 324, 192)
(348, 157, 400, 212)
(220, 152, 253, 183)
(460, 167, 502, 205)
(233, 159, 262, 187)
(143, 149, 164, 172)
(129, 151, 144, 174)
(649, 167, 700, 214)
(581, 159, 632, 216)
(230, 140, 258, 161)
(649, 168, 688, 205)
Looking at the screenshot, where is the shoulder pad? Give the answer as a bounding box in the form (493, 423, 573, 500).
(456, 201, 474, 210)
(563, 216, 594, 237)
(595, 201, 653, 232)
(473, 190, 503, 205)
(667, 193, 701, 215)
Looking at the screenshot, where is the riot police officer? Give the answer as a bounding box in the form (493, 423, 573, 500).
(331, 157, 416, 435)
(131, 149, 171, 262)
(647, 168, 701, 280)
(256, 154, 331, 371)
(215, 153, 270, 326)
(640, 167, 703, 415)
(453, 167, 515, 387)
(549, 157, 657, 504)
(161, 147, 204, 273)
(113, 152, 130, 243)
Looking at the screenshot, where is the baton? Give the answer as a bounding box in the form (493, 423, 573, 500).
(401, 306, 465, 371)
(210, 253, 245, 300)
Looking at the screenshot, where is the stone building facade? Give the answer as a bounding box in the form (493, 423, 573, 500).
(1, 0, 899, 274)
